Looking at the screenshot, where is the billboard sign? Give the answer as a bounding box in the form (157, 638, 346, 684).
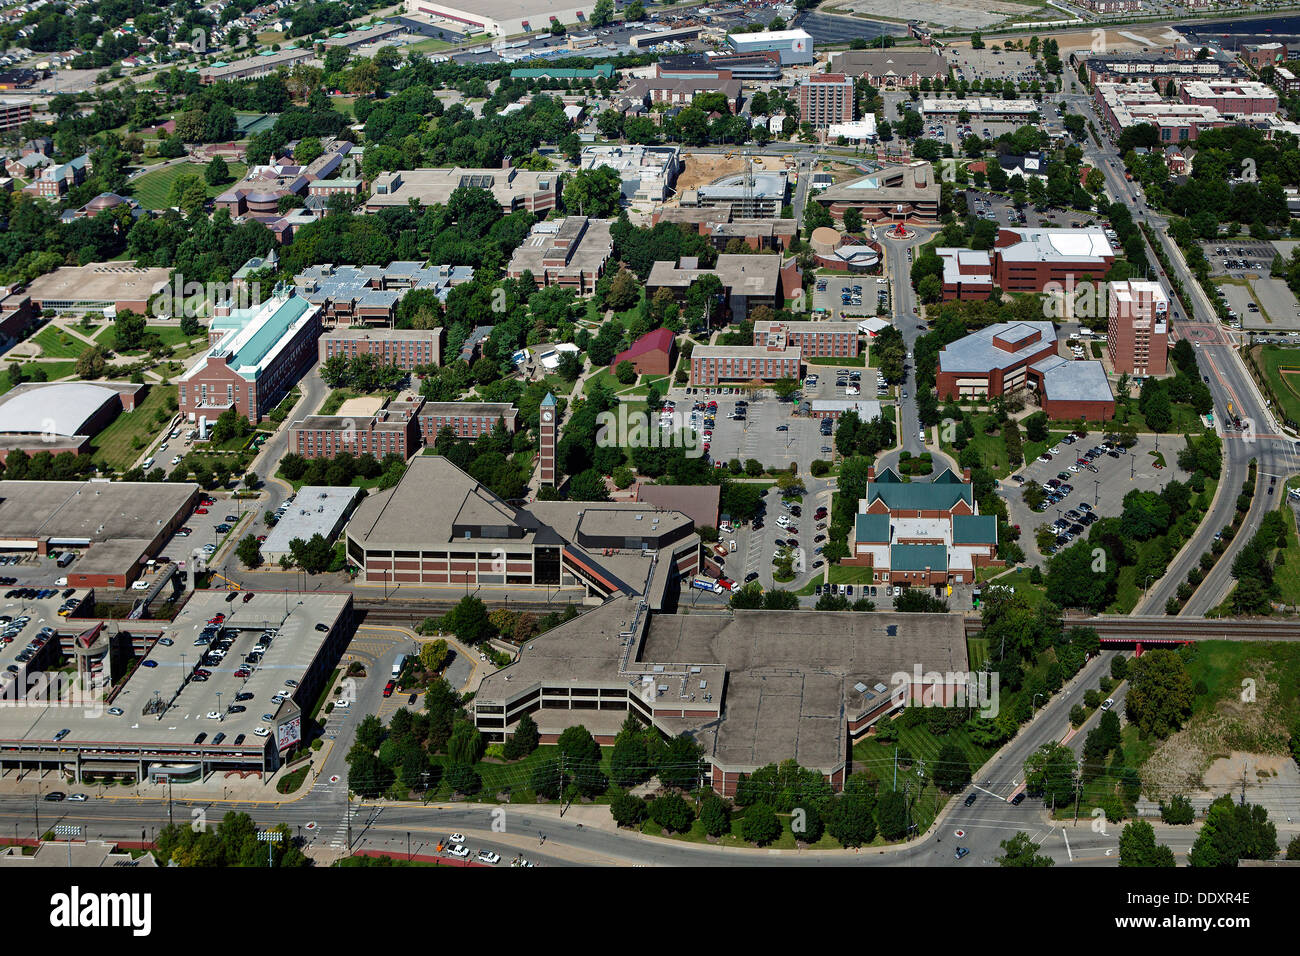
(276, 715, 301, 751)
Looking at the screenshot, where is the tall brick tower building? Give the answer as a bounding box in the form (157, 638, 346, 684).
(539, 392, 557, 487)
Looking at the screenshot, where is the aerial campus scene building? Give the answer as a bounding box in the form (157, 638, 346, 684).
(0, 0, 1297, 909)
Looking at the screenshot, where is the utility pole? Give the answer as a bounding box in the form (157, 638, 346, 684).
(892, 746, 898, 792)
(168, 777, 173, 828)
(1073, 773, 1081, 825)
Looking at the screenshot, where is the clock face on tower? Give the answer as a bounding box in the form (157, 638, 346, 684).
(542, 411, 552, 422)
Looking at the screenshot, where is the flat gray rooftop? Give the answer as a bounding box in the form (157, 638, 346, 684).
(0, 590, 349, 749)
(261, 486, 361, 556)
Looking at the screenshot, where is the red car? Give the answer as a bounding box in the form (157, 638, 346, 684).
(195, 508, 209, 515)
(383, 680, 396, 698)
(234, 668, 250, 678)
(194, 668, 211, 678)
(242, 592, 254, 603)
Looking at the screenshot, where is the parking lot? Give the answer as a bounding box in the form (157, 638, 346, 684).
(812, 274, 890, 321)
(663, 391, 836, 474)
(1002, 434, 1179, 564)
(152, 491, 259, 575)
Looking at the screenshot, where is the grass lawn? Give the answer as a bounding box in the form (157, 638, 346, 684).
(1256, 344, 1300, 427)
(130, 161, 248, 210)
(406, 37, 454, 54)
(853, 722, 995, 795)
(100, 324, 207, 356)
(31, 326, 90, 359)
(1110, 400, 1205, 435)
(941, 412, 1015, 477)
(1270, 506, 1300, 605)
(795, 563, 877, 595)
(0, 361, 78, 396)
(1022, 430, 1070, 466)
(967, 637, 990, 671)
(980, 567, 1047, 608)
(1108, 565, 1140, 614)
(807, 355, 866, 367)
(422, 744, 613, 802)
(583, 369, 622, 395)
(89, 384, 177, 472)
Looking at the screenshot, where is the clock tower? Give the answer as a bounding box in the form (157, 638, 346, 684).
(539, 392, 557, 488)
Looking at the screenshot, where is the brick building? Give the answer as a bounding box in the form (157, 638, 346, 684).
(318, 328, 444, 370)
(416, 402, 519, 443)
(828, 49, 947, 87)
(844, 467, 999, 586)
(1107, 279, 1169, 377)
(690, 344, 802, 387)
(289, 398, 424, 461)
(296, 261, 472, 328)
(797, 73, 855, 128)
(611, 328, 676, 377)
(936, 321, 1059, 399)
(647, 254, 799, 321)
(505, 216, 613, 295)
(366, 163, 558, 214)
(812, 162, 940, 223)
(178, 291, 322, 425)
(1028, 356, 1115, 421)
(752, 320, 860, 359)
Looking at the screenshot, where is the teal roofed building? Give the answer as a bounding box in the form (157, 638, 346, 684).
(845, 464, 999, 587)
(177, 290, 323, 425)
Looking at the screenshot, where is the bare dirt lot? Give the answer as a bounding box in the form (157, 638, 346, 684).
(673, 154, 747, 197)
(1140, 662, 1294, 804)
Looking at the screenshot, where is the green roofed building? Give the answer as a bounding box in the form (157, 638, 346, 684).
(510, 64, 615, 81)
(178, 290, 323, 425)
(845, 465, 998, 587)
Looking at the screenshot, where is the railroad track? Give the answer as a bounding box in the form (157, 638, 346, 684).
(964, 615, 1300, 641)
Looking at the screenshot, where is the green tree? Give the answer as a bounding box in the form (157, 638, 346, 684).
(1188, 796, 1278, 867)
(235, 534, 262, 569)
(740, 803, 782, 845)
(503, 712, 539, 760)
(1125, 649, 1193, 739)
(610, 793, 647, 827)
(564, 165, 623, 217)
(698, 793, 732, 838)
(649, 793, 694, 832)
(557, 724, 607, 797)
(876, 790, 909, 840)
(204, 155, 230, 186)
(419, 638, 450, 674)
(934, 742, 972, 792)
(441, 595, 496, 645)
(1119, 819, 1176, 867)
(997, 831, 1055, 866)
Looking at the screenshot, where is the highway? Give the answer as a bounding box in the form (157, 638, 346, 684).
(1061, 78, 1300, 616)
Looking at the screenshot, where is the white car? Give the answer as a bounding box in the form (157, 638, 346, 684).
(477, 850, 501, 865)
(334, 698, 350, 707)
(171, 456, 182, 466)
(447, 844, 470, 859)
(449, 833, 466, 843)
(254, 726, 270, 737)
(205, 711, 221, 720)
(1068, 465, 1081, 473)
(775, 514, 792, 528)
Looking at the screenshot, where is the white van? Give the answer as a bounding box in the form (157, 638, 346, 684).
(131, 580, 151, 590)
(142, 457, 155, 470)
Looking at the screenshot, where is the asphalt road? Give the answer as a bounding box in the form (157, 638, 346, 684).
(1065, 90, 1300, 615)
